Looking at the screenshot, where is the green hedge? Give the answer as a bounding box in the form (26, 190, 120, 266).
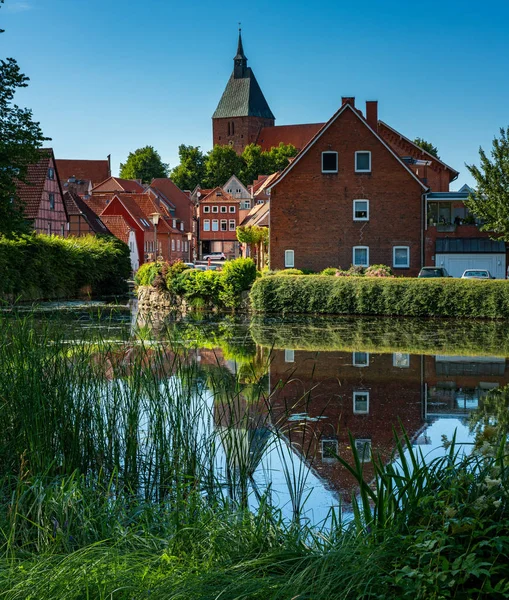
(0, 234, 131, 300)
(250, 275, 509, 319)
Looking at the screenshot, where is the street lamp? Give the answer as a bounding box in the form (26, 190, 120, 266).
(149, 212, 161, 261)
(187, 231, 193, 262)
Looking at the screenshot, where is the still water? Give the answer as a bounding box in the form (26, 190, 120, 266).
(19, 301, 508, 525)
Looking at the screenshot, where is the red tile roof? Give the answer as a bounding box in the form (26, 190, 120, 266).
(100, 215, 132, 244)
(16, 149, 53, 219)
(56, 159, 110, 186)
(84, 196, 110, 217)
(200, 187, 238, 203)
(151, 178, 194, 219)
(105, 193, 181, 235)
(256, 123, 325, 152)
(64, 191, 110, 234)
(92, 177, 145, 193)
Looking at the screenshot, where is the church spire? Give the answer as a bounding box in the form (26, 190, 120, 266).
(234, 25, 247, 78)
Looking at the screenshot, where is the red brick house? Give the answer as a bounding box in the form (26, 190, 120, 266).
(56, 157, 111, 197)
(198, 187, 241, 258)
(268, 99, 429, 274)
(64, 191, 110, 237)
(16, 148, 68, 236)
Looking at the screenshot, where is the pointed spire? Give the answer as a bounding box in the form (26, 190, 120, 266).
(233, 25, 248, 78)
(235, 24, 246, 59)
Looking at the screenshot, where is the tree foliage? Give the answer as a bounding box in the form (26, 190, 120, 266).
(169, 145, 206, 191)
(169, 142, 298, 191)
(413, 137, 440, 159)
(119, 146, 168, 183)
(237, 225, 269, 269)
(465, 127, 509, 240)
(0, 0, 49, 236)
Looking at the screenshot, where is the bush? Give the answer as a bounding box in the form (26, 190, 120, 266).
(274, 268, 304, 276)
(365, 264, 393, 277)
(134, 262, 163, 287)
(219, 258, 257, 308)
(320, 267, 338, 276)
(0, 233, 130, 299)
(250, 275, 509, 318)
(183, 270, 222, 308)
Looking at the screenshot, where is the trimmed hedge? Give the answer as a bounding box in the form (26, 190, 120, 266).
(0, 234, 131, 300)
(250, 275, 509, 319)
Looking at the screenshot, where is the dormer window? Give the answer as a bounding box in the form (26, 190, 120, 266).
(355, 151, 371, 173)
(48, 168, 54, 180)
(322, 152, 338, 173)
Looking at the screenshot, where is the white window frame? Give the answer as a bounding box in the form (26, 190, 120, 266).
(353, 199, 369, 221)
(393, 353, 410, 368)
(171, 239, 175, 251)
(353, 391, 370, 414)
(203, 206, 210, 213)
(354, 439, 372, 462)
(284, 349, 295, 363)
(172, 219, 177, 228)
(393, 246, 410, 269)
(321, 438, 339, 462)
(353, 352, 369, 367)
(177, 239, 181, 251)
(229, 206, 236, 213)
(220, 219, 227, 231)
(353, 246, 369, 267)
(220, 206, 227, 213)
(285, 249, 294, 268)
(321, 151, 338, 174)
(229, 219, 236, 231)
(212, 219, 219, 232)
(355, 151, 371, 173)
(203, 219, 210, 231)
(180, 222, 184, 231)
(212, 206, 219, 213)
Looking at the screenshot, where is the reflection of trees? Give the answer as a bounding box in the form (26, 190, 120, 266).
(470, 384, 509, 447)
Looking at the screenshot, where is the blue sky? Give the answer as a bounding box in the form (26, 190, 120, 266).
(2, 0, 508, 187)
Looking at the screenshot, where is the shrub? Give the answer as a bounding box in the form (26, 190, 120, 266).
(0, 233, 130, 299)
(365, 264, 393, 277)
(321, 267, 338, 276)
(219, 258, 257, 308)
(250, 275, 509, 318)
(274, 268, 304, 276)
(182, 269, 222, 308)
(134, 262, 163, 287)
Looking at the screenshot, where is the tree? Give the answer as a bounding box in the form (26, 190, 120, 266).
(265, 142, 298, 172)
(413, 137, 440, 159)
(0, 0, 49, 236)
(240, 144, 269, 186)
(236, 225, 269, 269)
(465, 127, 509, 239)
(119, 146, 168, 183)
(169, 145, 206, 191)
(204, 145, 244, 188)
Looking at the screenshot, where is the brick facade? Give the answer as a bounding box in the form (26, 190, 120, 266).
(213, 116, 275, 154)
(270, 102, 426, 274)
(198, 188, 240, 258)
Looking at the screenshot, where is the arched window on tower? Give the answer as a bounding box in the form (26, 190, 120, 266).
(228, 122, 231, 136)
(232, 121, 235, 135)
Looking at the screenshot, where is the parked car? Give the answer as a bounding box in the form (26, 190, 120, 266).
(417, 267, 452, 278)
(461, 269, 495, 279)
(202, 252, 226, 261)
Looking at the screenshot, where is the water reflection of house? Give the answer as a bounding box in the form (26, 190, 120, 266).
(269, 350, 424, 505)
(424, 355, 507, 419)
(269, 349, 509, 505)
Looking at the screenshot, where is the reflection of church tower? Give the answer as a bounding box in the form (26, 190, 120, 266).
(212, 29, 275, 154)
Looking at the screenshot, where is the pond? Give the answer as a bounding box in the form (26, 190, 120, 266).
(4, 301, 507, 528)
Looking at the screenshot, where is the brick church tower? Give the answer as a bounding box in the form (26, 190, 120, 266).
(212, 31, 275, 154)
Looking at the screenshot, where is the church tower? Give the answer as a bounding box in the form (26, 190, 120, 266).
(212, 30, 275, 154)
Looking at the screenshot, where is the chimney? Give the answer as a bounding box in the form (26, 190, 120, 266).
(341, 97, 355, 107)
(366, 101, 378, 131)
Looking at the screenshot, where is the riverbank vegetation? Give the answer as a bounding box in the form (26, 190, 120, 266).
(0, 311, 508, 598)
(0, 234, 131, 300)
(136, 257, 257, 309)
(251, 274, 509, 318)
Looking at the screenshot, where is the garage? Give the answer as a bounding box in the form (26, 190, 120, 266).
(435, 238, 507, 279)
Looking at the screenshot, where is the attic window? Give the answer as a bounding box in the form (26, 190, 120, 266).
(355, 151, 371, 173)
(216, 191, 222, 197)
(49, 193, 55, 210)
(322, 152, 338, 173)
(48, 168, 54, 180)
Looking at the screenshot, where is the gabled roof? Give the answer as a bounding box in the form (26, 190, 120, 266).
(378, 121, 459, 182)
(150, 178, 193, 217)
(56, 159, 110, 186)
(223, 174, 250, 196)
(100, 215, 133, 245)
(16, 149, 52, 219)
(269, 103, 429, 192)
(256, 123, 325, 152)
(84, 196, 110, 217)
(92, 177, 145, 194)
(241, 200, 269, 227)
(213, 68, 275, 120)
(64, 191, 110, 234)
(200, 187, 238, 203)
(253, 171, 279, 197)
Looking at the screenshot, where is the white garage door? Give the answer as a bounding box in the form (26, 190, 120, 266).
(435, 253, 506, 279)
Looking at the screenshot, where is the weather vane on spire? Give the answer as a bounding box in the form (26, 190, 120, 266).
(238, 22, 241, 33)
